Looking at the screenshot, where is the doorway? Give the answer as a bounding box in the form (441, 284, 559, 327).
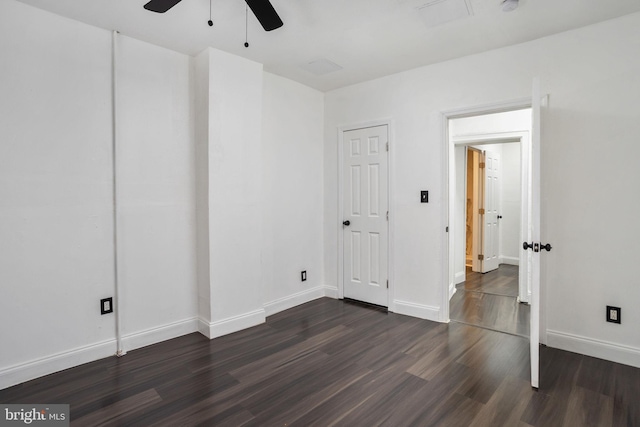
(451, 135, 530, 338)
(447, 109, 532, 305)
(448, 108, 532, 334)
(443, 104, 536, 355)
(442, 86, 544, 390)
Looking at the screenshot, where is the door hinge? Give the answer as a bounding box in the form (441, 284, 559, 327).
(386, 142, 389, 152)
(386, 211, 389, 221)
(387, 280, 389, 289)
(478, 254, 484, 261)
(479, 162, 485, 169)
(479, 208, 485, 215)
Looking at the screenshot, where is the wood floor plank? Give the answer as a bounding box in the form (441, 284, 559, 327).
(331, 373, 429, 427)
(573, 354, 615, 397)
(612, 362, 640, 426)
(563, 385, 614, 427)
(406, 322, 485, 380)
(244, 363, 372, 427)
(289, 355, 419, 426)
(229, 324, 351, 381)
(458, 264, 520, 296)
(469, 375, 536, 427)
(72, 388, 162, 427)
(417, 391, 485, 426)
(451, 264, 530, 337)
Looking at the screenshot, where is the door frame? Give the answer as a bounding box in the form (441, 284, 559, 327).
(441, 98, 532, 323)
(453, 133, 530, 303)
(337, 119, 394, 309)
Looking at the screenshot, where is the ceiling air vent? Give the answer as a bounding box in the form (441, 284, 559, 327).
(418, 0, 472, 28)
(300, 58, 343, 76)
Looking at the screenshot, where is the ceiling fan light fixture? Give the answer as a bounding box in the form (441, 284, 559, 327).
(501, 0, 519, 12)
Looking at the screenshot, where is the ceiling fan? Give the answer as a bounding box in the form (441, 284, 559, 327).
(143, 0, 283, 31)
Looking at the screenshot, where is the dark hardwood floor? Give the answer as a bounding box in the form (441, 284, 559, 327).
(451, 264, 530, 337)
(1, 298, 638, 426)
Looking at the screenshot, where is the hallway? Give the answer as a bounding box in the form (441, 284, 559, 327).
(450, 264, 529, 337)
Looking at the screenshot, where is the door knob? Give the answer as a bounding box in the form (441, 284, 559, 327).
(523, 242, 533, 250)
(498, 215, 503, 219)
(343, 220, 350, 226)
(541, 243, 552, 252)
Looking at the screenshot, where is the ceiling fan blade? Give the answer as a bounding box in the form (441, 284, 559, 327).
(143, 0, 183, 13)
(244, 0, 283, 31)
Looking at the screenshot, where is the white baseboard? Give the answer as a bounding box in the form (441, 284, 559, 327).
(454, 271, 466, 285)
(0, 317, 202, 391)
(0, 339, 116, 391)
(324, 285, 339, 299)
(547, 329, 640, 368)
(122, 317, 199, 352)
(393, 300, 440, 322)
(199, 309, 266, 340)
(449, 284, 457, 300)
(264, 286, 326, 317)
(500, 256, 520, 266)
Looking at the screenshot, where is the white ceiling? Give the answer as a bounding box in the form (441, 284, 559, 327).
(15, 0, 640, 92)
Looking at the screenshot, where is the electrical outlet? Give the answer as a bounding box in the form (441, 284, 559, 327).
(301, 271, 307, 282)
(101, 297, 113, 315)
(606, 306, 621, 324)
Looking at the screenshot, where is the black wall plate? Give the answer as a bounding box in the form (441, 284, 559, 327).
(101, 297, 114, 315)
(606, 306, 621, 324)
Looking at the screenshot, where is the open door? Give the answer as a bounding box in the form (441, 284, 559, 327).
(528, 78, 542, 389)
(481, 149, 501, 273)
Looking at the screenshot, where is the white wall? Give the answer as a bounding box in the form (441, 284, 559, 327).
(0, 1, 198, 388)
(451, 109, 531, 136)
(0, 0, 116, 387)
(324, 12, 640, 367)
(195, 48, 266, 338)
(262, 72, 326, 315)
(116, 35, 198, 349)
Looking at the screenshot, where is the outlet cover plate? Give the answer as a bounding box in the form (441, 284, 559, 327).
(606, 305, 621, 324)
(101, 297, 113, 315)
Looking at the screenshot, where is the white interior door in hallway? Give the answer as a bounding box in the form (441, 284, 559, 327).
(481, 149, 501, 273)
(342, 125, 389, 307)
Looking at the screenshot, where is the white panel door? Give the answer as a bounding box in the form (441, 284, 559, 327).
(482, 150, 501, 273)
(342, 125, 389, 307)
(529, 78, 542, 389)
